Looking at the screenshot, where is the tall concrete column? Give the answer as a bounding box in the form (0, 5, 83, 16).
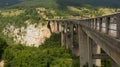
(87, 35, 101, 67)
(64, 23, 68, 48)
(66, 23, 73, 49)
(78, 25, 89, 67)
(61, 24, 65, 47)
(87, 36, 93, 67)
(69, 24, 73, 49)
(72, 24, 79, 56)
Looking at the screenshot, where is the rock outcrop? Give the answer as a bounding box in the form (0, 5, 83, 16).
(2, 22, 51, 47)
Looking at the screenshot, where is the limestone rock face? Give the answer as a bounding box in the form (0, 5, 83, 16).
(25, 24, 51, 47)
(2, 22, 51, 47)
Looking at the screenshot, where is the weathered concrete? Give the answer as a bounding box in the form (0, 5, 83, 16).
(78, 25, 89, 67)
(87, 36, 93, 67)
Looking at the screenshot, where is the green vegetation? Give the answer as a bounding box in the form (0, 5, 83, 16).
(0, 38, 8, 60)
(1, 33, 79, 67)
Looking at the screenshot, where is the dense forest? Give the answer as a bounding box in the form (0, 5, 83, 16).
(0, 33, 80, 67)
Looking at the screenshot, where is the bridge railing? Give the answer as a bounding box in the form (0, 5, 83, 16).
(71, 13, 120, 39)
(47, 13, 120, 39)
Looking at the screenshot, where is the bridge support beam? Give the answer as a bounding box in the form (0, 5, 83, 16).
(78, 25, 89, 67)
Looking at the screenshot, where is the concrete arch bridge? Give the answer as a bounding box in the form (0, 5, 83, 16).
(47, 13, 120, 67)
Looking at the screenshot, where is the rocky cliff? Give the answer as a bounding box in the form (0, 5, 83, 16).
(2, 21, 51, 47)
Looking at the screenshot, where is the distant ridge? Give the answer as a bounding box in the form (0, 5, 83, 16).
(0, 0, 120, 9)
(0, 0, 28, 8)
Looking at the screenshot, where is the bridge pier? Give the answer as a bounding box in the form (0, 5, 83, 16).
(78, 25, 89, 67)
(61, 24, 66, 47)
(72, 24, 79, 56)
(87, 36, 101, 67)
(78, 23, 102, 67)
(87, 36, 93, 67)
(66, 23, 73, 49)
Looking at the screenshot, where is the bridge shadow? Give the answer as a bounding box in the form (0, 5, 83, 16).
(56, 0, 120, 9)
